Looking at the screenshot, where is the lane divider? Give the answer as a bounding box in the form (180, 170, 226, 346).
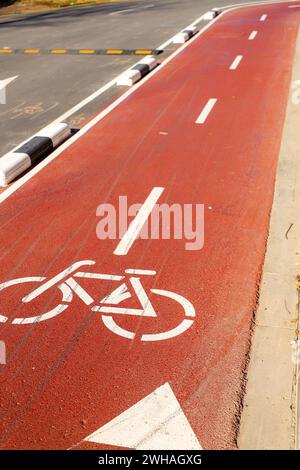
(248, 30, 258, 40)
(229, 54, 243, 70)
(0, 48, 163, 56)
(114, 187, 165, 255)
(116, 56, 158, 86)
(0, 123, 71, 186)
(195, 98, 218, 124)
(173, 26, 199, 44)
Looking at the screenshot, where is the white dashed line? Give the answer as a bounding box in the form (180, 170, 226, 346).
(229, 55, 243, 70)
(248, 30, 258, 40)
(195, 98, 217, 124)
(260, 14, 268, 21)
(114, 187, 164, 256)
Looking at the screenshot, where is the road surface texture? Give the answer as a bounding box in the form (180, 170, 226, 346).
(0, 1, 299, 450)
(0, 0, 278, 156)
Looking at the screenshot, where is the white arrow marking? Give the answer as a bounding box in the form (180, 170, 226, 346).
(0, 76, 18, 104)
(84, 382, 202, 450)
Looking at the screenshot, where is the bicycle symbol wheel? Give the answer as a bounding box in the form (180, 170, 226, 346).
(0, 277, 72, 324)
(100, 288, 195, 342)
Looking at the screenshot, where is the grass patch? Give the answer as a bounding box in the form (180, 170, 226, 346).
(15, 0, 116, 6)
(0, 0, 127, 16)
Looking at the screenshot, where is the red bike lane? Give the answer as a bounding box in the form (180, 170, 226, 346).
(0, 2, 299, 450)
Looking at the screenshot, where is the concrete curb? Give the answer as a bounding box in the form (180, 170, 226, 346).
(202, 10, 219, 20)
(0, 123, 70, 186)
(172, 10, 220, 45)
(116, 56, 158, 86)
(172, 25, 199, 44)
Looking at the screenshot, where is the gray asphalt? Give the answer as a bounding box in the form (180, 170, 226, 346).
(0, 0, 267, 156)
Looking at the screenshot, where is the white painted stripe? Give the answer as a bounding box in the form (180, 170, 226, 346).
(248, 30, 258, 40)
(0, 76, 18, 104)
(114, 187, 164, 256)
(260, 13, 268, 20)
(288, 4, 300, 7)
(229, 54, 243, 70)
(195, 98, 217, 124)
(109, 4, 155, 15)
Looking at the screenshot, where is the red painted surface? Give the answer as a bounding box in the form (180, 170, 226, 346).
(0, 2, 299, 450)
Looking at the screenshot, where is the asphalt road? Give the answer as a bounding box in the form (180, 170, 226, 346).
(0, 0, 270, 156)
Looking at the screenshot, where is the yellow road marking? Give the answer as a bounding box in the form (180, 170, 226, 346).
(79, 49, 95, 54)
(24, 49, 40, 54)
(0, 48, 158, 56)
(51, 49, 67, 54)
(106, 49, 124, 54)
(135, 49, 152, 55)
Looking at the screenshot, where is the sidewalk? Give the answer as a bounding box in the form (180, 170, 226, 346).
(238, 24, 300, 450)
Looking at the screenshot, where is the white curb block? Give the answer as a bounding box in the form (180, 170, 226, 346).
(0, 122, 71, 186)
(173, 26, 199, 44)
(202, 11, 218, 20)
(116, 56, 158, 87)
(117, 69, 142, 87)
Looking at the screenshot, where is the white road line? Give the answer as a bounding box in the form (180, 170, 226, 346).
(0, 76, 18, 106)
(229, 54, 243, 70)
(260, 13, 268, 20)
(288, 4, 300, 7)
(51, 79, 117, 127)
(109, 4, 155, 15)
(195, 99, 217, 124)
(114, 187, 164, 256)
(248, 30, 258, 40)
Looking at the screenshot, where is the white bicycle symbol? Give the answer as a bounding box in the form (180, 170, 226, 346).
(0, 260, 195, 342)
